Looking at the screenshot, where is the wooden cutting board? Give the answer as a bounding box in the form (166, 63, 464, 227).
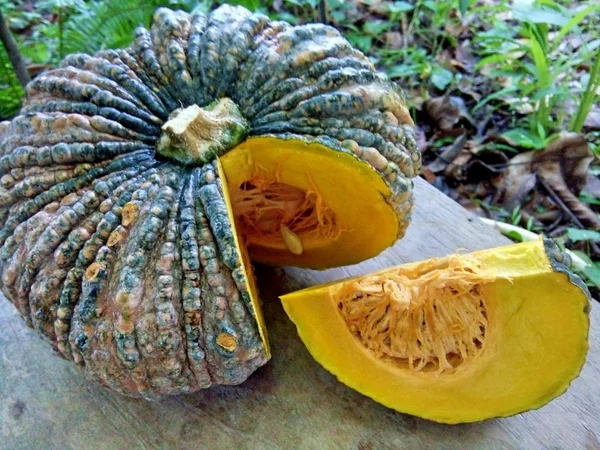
(1, 177, 598, 450)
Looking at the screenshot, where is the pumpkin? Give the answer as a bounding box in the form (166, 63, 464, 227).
(0, 5, 418, 397)
(281, 239, 591, 423)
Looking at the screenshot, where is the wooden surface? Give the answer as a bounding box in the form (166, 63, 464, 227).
(1, 177, 598, 450)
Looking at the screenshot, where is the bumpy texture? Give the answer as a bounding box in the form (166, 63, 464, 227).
(0, 5, 419, 397)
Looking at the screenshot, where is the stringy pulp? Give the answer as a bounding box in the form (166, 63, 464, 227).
(337, 255, 499, 373)
(230, 166, 341, 250)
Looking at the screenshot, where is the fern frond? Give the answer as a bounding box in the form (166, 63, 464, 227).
(62, 0, 194, 55)
(0, 45, 24, 120)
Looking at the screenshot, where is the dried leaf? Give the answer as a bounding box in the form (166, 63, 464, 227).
(501, 152, 537, 209)
(421, 166, 437, 184)
(538, 171, 600, 230)
(501, 133, 598, 228)
(463, 149, 509, 182)
(456, 76, 481, 102)
(535, 133, 600, 230)
(453, 40, 475, 72)
(443, 144, 475, 179)
(424, 96, 475, 131)
(427, 134, 467, 173)
(535, 132, 593, 193)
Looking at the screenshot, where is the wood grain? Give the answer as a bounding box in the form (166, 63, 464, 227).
(1, 177, 598, 450)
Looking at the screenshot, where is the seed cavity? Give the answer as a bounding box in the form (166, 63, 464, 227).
(230, 168, 342, 255)
(337, 255, 500, 374)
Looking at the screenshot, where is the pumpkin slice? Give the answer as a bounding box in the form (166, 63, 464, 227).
(280, 239, 590, 423)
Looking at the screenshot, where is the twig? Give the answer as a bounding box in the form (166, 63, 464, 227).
(538, 176, 586, 228)
(0, 10, 29, 88)
(479, 218, 589, 272)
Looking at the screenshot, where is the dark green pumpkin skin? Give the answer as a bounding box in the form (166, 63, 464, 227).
(0, 5, 419, 398)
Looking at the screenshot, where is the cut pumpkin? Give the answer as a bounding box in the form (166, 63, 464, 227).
(280, 239, 590, 423)
(0, 4, 419, 397)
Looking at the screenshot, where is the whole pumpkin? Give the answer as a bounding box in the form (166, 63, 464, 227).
(0, 5, 418, 397)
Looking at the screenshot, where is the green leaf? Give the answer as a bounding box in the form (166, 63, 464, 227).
(475, 53, 519, 71)
(347, 33, 372, 54)
(566, 228, 600, 242)
(505, 231, 524, 243)
(387, 64, 424, 79)
(583, 264, 600, 288)
(580, 193, 600, 206)
(0, 46, 24, 119)
(501, 128, 547, 149)
(459, 0, 472, 17)
(224, 0, 260, 11)
(363, 21, 391, 36)
(430, 67, 453, 90)
(385, 1, 413, 14)
(528, 31, 550, 87)
(512, 5, 568, 26)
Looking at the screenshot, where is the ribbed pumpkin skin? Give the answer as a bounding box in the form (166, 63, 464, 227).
(0, 5, 419, 398)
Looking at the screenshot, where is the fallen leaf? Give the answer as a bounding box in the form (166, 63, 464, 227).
(536, 132, 593, 193)
(444, 145, 475, 179)
(453, 40, 475, 72)
(502, 152, 537, 209)
(427, 134, 468, 173)
(456, 76, 481, 102)
(424, 96, 475, 131)
(463, 149, 509, 182)
(535, 133, 600, 230)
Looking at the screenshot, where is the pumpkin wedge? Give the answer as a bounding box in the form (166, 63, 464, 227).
(280, 239, 591, 423)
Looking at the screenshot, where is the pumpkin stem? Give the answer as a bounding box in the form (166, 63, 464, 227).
(157, 98, 249, 166)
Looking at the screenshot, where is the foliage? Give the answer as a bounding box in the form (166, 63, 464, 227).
(0, 45, 24, 118)
(474, 0, 600, 145)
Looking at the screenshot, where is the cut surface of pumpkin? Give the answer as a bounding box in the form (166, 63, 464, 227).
(280, 239, 590, 423)
(220, 137, 401, 268)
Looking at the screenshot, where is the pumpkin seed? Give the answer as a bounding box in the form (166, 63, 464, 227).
(281, 224, 303, 255)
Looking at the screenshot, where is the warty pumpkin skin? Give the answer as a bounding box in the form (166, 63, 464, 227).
(0, 5, 419, 397)
(280, 239, 591, 424)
